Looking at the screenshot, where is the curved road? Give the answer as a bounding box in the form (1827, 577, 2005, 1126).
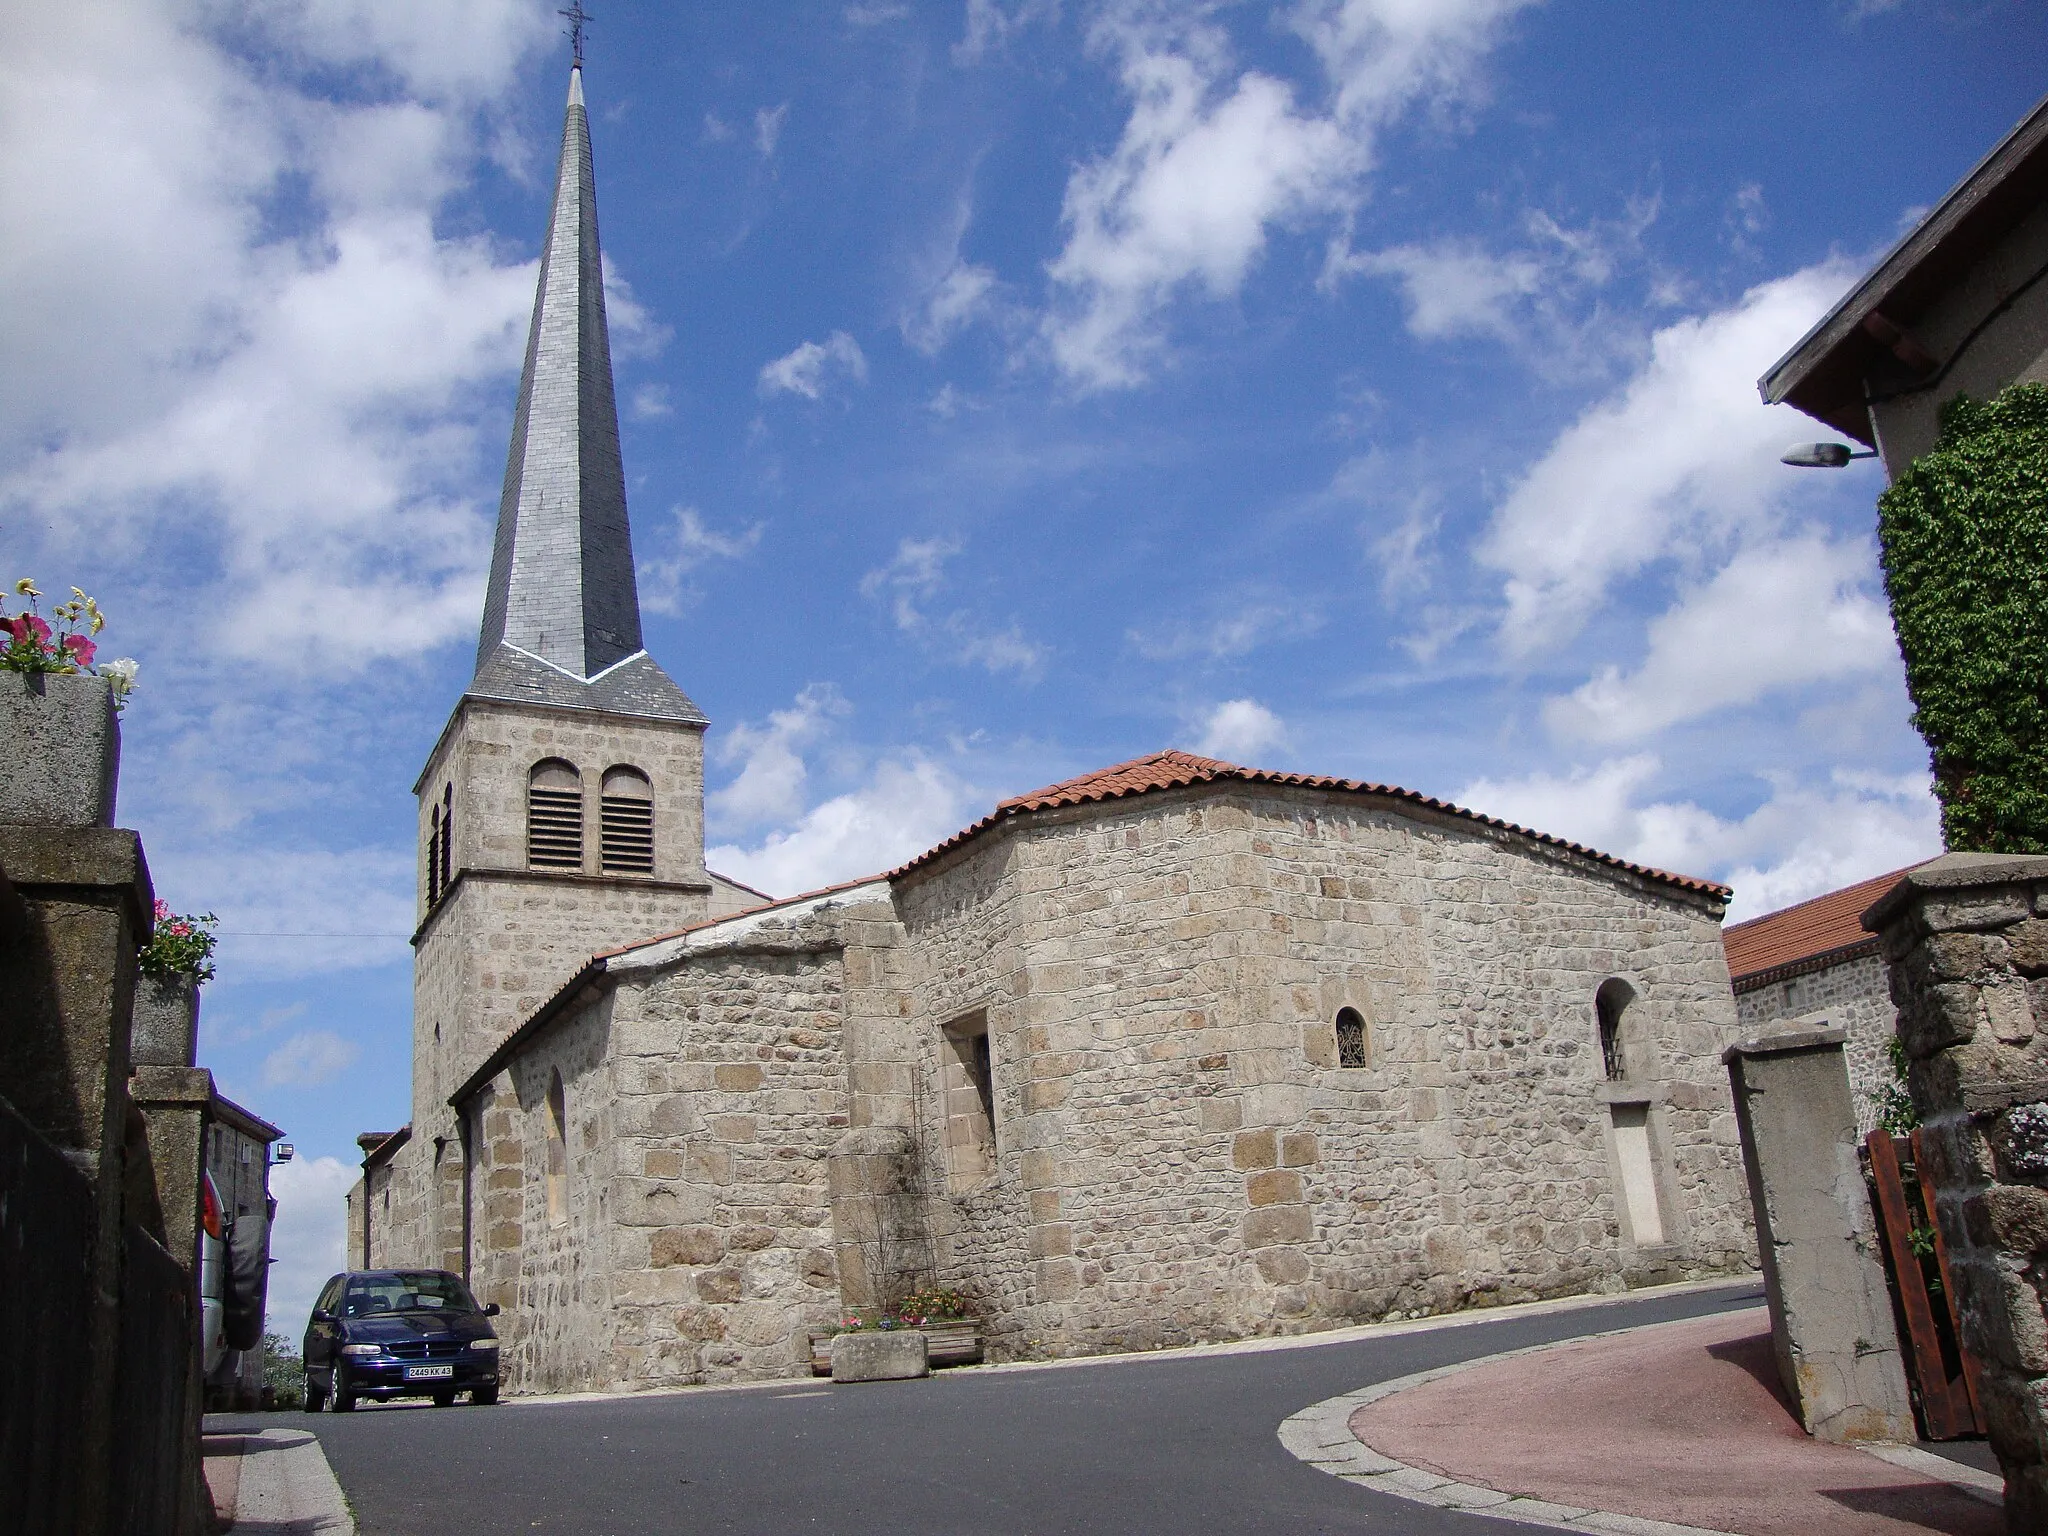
(214, 1281, 1761, 1535)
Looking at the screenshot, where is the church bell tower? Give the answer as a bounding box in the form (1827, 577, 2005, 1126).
(402, 62, 721, 1267)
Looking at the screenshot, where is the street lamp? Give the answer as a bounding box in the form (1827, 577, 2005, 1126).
(1781, 442, 1879, 468)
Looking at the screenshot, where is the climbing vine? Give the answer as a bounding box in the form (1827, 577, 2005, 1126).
(1877, 383, 2048, 852)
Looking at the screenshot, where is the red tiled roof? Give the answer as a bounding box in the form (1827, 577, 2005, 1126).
(891, 749, 1731, 900)
(1722, 864, 1926, 987)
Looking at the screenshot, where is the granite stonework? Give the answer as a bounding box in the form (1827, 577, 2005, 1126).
(1724, 1027, 1914, 1443)
(831, 1330, 928, 1383)
(395, 779, 1755, 1396)
(0, 672, 120, 828)
(1735, 952, 1897, 1138)
(131, 975, 200, 1068)
(1866, 853, 2048, 1530)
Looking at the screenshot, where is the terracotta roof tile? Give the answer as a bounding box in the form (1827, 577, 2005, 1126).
(1722, 864, 1927, 986)
(892, 749, 1731, 900)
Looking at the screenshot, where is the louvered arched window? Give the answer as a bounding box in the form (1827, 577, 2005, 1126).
(527, 760, 584, 870)
(600, 766, 655, 874)
(427, 803, 442, 905)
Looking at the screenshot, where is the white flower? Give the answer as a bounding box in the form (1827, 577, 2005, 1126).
(101, 657, 139, 699)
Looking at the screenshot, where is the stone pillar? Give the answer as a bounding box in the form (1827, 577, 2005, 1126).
(1866, 851, 2048, 1528)
(1723, 1026, 1915, 1443)
(131, 975, 200, 1068)
(828, 1126, 916, 1313)
(127, 1065, 213, 1536)
(0, 824, 152, 1536)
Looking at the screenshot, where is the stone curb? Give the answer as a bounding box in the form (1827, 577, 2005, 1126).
(229, 1427, 355, 1534)
(1275, 1315, 2006, 1534)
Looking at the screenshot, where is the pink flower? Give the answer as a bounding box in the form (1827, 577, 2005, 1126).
(22, 614, 49, 645)
(153, 899, 173, 922)
(62, 634, 96, 667)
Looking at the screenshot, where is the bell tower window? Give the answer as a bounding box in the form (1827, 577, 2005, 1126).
(439, 783, 454, 894)
(600, 766, 655, 874)
(528, 760, 584, 871)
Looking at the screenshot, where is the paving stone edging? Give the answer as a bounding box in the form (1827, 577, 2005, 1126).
(1275, 1319, 2003, 1535)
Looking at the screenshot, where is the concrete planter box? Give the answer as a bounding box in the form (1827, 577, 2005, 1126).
(830, 1330, 928, 1383)
(0, 672, 119, 827)
(132, 974, 200, 1068)
(810, 1321, 980, 1375)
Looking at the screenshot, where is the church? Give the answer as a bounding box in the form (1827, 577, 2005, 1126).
(348, 64, 1757, 1393)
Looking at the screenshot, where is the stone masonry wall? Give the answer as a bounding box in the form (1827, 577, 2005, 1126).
(891, 782, 1752, 1358)
(470, 927, 852, 1392)
(1868, 854, 2048, 1529)
(1735, 952, 1897, 1137)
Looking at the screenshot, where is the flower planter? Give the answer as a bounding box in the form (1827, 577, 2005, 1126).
(0, 672, 119, 827)
(809, 1320, 982, 1376)
(830, 1329, 928, 1383)
(132, 974, 200, 1068)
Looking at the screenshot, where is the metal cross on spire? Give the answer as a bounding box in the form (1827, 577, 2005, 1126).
(559, 1, 592, 66)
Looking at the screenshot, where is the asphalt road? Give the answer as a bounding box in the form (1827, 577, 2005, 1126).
(211, 1281, 1763, 1536)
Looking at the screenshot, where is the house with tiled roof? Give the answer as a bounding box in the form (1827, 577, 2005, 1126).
(354, 65, 1763, 1398)
(1722, 864, 1929, 1136)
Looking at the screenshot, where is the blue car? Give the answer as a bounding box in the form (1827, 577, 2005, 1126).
(303, 1270, 502, 1411)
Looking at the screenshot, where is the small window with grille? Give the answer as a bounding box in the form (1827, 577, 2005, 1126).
(527, 760, 584, 870)
(1334, 1006, 1369, 1068)
(600, 766, 655, 874)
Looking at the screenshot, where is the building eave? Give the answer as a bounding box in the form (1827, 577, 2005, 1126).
(1759, 90, 2048, 444)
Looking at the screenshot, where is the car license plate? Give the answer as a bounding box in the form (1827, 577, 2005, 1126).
(405, 1364, 455, 1381)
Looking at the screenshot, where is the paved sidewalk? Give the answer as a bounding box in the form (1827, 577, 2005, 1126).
(1321, 1307, 1999, 1536)
(202, 1426, 354, 1534)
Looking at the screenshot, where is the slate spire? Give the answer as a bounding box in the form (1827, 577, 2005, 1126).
(469, 66, 702, 723)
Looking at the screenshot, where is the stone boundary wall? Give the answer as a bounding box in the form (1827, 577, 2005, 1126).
(1866, 852, 2048, 1529)
(1734, 952, 1896, 1137)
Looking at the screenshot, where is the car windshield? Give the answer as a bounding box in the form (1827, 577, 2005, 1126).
(342, 1272, 480, 1318)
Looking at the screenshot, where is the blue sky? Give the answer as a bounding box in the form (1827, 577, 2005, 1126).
(6, 0, 2040, 1326)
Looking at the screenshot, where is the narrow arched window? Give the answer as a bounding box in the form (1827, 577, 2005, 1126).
(545, 1070, 568, 1223)
(1334, 1006, 1369, 1068)
(600, 766, 654, 875)
(427, 803, 442, 905)
(528, 760, 583, 870)
(1597, 979, 1635, 1082)
(439, 783, 454, 893)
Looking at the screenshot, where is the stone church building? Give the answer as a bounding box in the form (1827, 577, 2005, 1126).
(351, 66, 1758, 1392)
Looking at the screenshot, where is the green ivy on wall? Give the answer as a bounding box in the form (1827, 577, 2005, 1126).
(1878, 383, 2048, 854)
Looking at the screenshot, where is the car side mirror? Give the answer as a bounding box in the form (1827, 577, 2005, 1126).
(484, 1302, 501, 1317)
(311, 1309, 335, 1324)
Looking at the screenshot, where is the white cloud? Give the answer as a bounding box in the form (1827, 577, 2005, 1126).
(702, 110, 734, 143)
(1454, 756, 1941, 922)
(1129, 600, 1321, 660)
(262, 1029, 363, 1088)
(708, 755, 978, 897)
(1477, 261, 1859, 659)
(1544, 534, 1898, 742)
(1043, 0, 1531, 388)
(758, 331, 869, 400)
(641, 506, 764, 615)
(709, 685, 851, 831)
(151, 844, 415, 981)
(1192, 698, 1286, 762)
(631, 383, 673, 419)
(954, 0, 1061, 65)
(266, 1153, 358, 1335)
(847, 1, 911, 23)
(0, 2, 553, 677)
(755, 102, 790, 157)
(860, 537, 1045, 676)
(904, 262, 1001, 355)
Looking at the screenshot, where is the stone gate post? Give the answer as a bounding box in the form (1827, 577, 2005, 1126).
(1865, 852, 2048, 1527)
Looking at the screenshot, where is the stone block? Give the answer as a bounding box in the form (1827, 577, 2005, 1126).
(2010, 919, 2048, 978)
(715, 1063, 764, 1092)
(1723, 1031, 1914, 1443)
(130, 975, 199, 1068)
(1198, 1097, 1242, 1133)
(1253, 1246, 1311, 1285)
(1232, 1129, 1277, 1170)
(1280, 1132, 1320, 1167)
(727, 1224, 776, 1252)
(708, 1114, 757, 1143)
(696, 1268, 743, 1303)
(1242, 1205, 1313, 1248)
(1034, 1258, 1079, 1301)
(1965, 1186, 2048, 1257)
(643, 1149, 684, 1179)
(1029, 1223, 1072, 1258)
(650, 1226, 723, 1267)
(830, 1330, 927, 1383)
(1246, 1170, 1303, 1207)
(0, 673, 119, 828)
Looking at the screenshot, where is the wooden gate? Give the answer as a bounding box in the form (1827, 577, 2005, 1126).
(1865, 1129, 1985, 1440)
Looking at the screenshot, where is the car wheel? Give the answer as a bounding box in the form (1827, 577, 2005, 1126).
(302, 1373, 326, 1413)
(432, 1390, 457, 1407)
(330, 1370, 357, 1413)
(471, 1385, 499, 1405)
